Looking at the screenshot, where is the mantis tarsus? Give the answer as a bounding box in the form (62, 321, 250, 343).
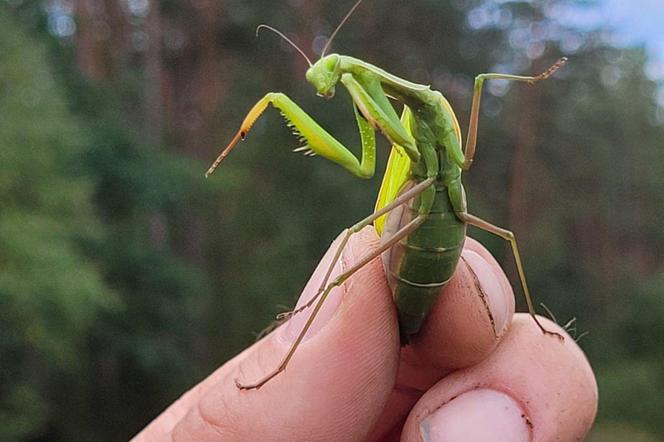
(207, 0, 567, 390)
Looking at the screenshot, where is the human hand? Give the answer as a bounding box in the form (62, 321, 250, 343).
(133, 227, 597, 441)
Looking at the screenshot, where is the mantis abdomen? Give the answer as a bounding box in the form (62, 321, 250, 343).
(381, 180, 466, 343)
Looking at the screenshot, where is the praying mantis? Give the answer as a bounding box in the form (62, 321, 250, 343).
(206, 0, 567, 390)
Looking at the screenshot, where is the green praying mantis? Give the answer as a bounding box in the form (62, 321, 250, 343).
(206, 0, 567, 390)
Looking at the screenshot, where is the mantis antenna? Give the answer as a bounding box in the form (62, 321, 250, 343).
(256, 24, 313, 67)
(321, 0, 365, 57)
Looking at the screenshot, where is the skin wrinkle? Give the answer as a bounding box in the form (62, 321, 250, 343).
(193, 400, 228, 441)
(167, 360, 241, 440)
(200, 343, 274, 435)
(189, 369, 244, 441)
(463, 239, 514, 308)
(158, 390, 197, 436)
(393, 382, 427, 396)
(460, 254, 497, 338)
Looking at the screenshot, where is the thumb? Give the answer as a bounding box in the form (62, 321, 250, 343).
(137, 227, 400, 442)
(400, 315, 597, 442)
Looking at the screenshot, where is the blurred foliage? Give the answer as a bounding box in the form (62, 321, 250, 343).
(0, 10, 111, 440)
(0, 4, 214, 440)
(1, 0, 664, 440)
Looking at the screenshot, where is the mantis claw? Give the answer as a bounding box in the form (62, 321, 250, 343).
(276, 286, 327, 321)
(275, 311, 293, 320)
(234, 378, 255, 390)
(206, 130, 244, 177)
(541, 327, 565, 341)
(533, 57, 568, 83)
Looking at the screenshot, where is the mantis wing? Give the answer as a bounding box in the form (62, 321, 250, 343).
(374, 106, 414, 235)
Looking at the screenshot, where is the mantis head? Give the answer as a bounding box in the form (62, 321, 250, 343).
(306, 54, 341, 99)
(306, 0, 365, 99)
(257, 0, 364, 99)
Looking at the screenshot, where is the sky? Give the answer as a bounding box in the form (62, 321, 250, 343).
(572, 0, 664, 80)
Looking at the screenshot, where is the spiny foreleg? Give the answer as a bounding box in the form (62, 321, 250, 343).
(206, 92, 377, 179)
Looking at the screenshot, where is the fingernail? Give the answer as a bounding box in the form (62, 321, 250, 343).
(462, 249, 511, 335)
(280, 234, 347, 344)
(420, 389, 530, 442)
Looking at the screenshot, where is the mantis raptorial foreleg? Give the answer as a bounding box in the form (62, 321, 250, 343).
(340, 73, 419, 161)
(206, 72, 425, 179)
(278, 177, 437, 321)
(206, 92, 377, 178)
(457, 212, 564, 340)
(462, 58, 568, 170)
(236, 212, 428, 390)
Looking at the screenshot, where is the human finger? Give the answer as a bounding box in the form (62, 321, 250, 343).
(400, 315, 597, 442)
(134, 227, 400, 442)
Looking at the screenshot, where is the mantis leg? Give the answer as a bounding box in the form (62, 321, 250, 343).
(340, 73, 420, 162)
(278, 177, 436, 321)
(457, 212, 564, 340)
(236, 213, 428, 390)
(462, 58, 568, 170)
(206, 92, 376, 178)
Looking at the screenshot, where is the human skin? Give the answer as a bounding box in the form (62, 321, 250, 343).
(132, 227, 598, 441)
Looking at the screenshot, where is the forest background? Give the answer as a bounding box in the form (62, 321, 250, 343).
(2, 0, 663, 440)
